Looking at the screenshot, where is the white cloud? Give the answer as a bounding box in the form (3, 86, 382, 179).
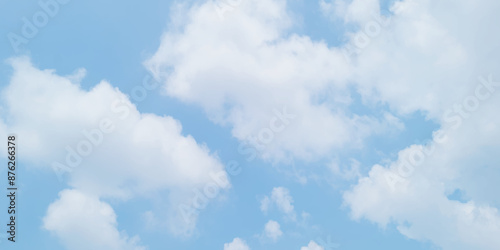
(224, 238, 250, 250)
(1, 57, 228, 238)
(260, 187, 296, 220)
(145, 0, 404, 163)
(8, 0, 500, 248)
(301, 240, 324, 250)
(331, 0, 500, 120)
(335, 0, 500, 248)
(260, 196, 271, 213)
(344, 99, 500, 249)
(108, 0, 500, 248)
(43, 189, 145, 250)
(263, 220, 283, 241)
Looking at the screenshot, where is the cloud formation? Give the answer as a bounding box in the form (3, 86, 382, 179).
(1, 57, 229, 243)
(146, 0, 500, 249)
(263, 220, 283, 241)
(224, 237, 250, 250)
(260, 187, 296, 220)
(145, 0, 403, 162)
(301, 240, 325, 250)
(332, 0, 500, 249)
(43, 189, 145, 250)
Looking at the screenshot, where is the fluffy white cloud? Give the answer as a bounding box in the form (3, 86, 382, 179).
(260, 187, 296, 220)
(344, 95, 500, 249)
(338, 0, 500, 249)
(145, 0, 403, 162)
(224, 238, 250, 250)
(323, 0, 500, 120)
(263, 220, 283, 241)
(301, 240, 324, 250)
(1, 57, 228, 239)
(143, 0, 500, 248)
(4, 57, 226, 198)
(43, 189, 145, 250)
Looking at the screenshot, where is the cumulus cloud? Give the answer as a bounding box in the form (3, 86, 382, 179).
(337, 0, 500, 249)
(260, 187, 296, 220)
(344, 96, 500, 249)
(43, 189, 145, 250)
(1, 57, 228, 239)
(94, 0, 500, 248)
(145, 0, 404, 162)
(322, 0, 500, 121)
(223, 238, 250, 250)
(263, 220, 283, 241)
(144, 0, 500, 248)
(301, 240, 324, 250)
(4, 57, 226, 198)
(9, 0, 500, 248)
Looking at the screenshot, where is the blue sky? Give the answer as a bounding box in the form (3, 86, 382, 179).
(1, 0, 500, 249)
